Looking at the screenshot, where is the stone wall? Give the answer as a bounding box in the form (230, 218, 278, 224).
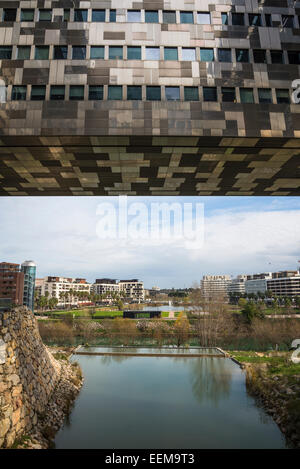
(0, 307, 61, 448)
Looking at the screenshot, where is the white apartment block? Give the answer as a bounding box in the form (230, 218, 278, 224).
(92, 278, 145, 302)
(201, 275, 232, 299)
(119, 279, 144, 302)
(36, 276, 92, 307)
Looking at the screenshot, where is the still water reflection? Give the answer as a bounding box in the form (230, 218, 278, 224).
(55, 355, 285, 449)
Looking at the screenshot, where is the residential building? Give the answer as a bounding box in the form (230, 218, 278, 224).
(201, 275, 231, 299)
(0, 1, 300, 197)
(92, 279, 120, 300)
(0, 262, 24, 310)
(119, 279, 145, 302)
(36, 276, 91, 307)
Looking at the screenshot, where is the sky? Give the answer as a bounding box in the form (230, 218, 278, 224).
(0, 196, 300, 289)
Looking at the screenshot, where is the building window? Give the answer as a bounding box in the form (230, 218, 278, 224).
(127, 46, 141, 60)
(232, 13, 244, 26)
(31, 85, 46, 101)
(253, 49, 267, 63)
(127, 86, 142, 100)
(12, 86, 27, 101)
(0, 46, 12, 59)
(21, 9, 34, 21)
(200, 48, 214, 61)
(74, 9, 88, 22)
(92, 10, 106, 22)
(146, 47, 160, 60)
(109, 46, 123, 60)
(145, 11, 158, 23)
(248, 14, 261, 26)
(165, 86, 180, 101)
(258, 88, 272, 103)
(110, 10, 116, 22)
(164, 47, 178, 60)
(282, 15, 294, 28)
(276, 89, 290, 104)
(197, 12, 210, 24)
(240, 88, 254, 103)
(108, 86, 123, 100)
(90, 46, 105, 60)
(128, 10, 141, 22)
(39, 9, 52, 21)
(270, 50, 284, 64)
(146, 86, 161, 101)
(64, 9, 70, 21)
(265, 14, 272, 27)
(3, 9, 17, 22)
(236, 49, 249, 62)
(163, 11, 176, 24)
(180, 11, 194, 24)
(184, 87, 199, 101)
(72, 46, 86, 60)
(288, 51, 300, 64)
(35, 46, 49, 60)
(54, 46, 68, 60)
(182, 48, 196, 61)
(17, 46, 31, 60)
(218, 49, 231, 62)
(222, 87, 236, 102)
(50, 85, 65, 101)
(70, 85, 84, 100)
(203, 87, 217, 101)
(221, 13, 228, 25)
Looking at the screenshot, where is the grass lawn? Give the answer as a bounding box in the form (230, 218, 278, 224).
(230, 351, 300, 377)
(44, 309, 123, 317)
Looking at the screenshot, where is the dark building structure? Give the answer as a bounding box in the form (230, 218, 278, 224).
(0, 262, 24, 309)
(123, 310, 161, 319)
(0, 1, 299, 196)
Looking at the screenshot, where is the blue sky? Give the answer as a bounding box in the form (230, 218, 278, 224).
(0, 196, 299, 288)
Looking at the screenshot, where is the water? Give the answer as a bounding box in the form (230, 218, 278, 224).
(76, 346, 224, 355)
(55, 352, 286, 449)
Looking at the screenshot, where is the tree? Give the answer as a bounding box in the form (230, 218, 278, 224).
(241, 301, 265, 324)
(174, 312, 190, 347)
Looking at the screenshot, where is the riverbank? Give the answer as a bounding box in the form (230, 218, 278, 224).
(13, 347, 83, 449)
(229, 351, 300, 449)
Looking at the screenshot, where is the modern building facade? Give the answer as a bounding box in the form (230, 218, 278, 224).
(0, 262, 24, 309)
(36, 276, 91, 307)
(228, 275, 247, 295)
(201, 274, 231, 299)
(0, 1, 300, 196)
(21, 260, 36, 312)
(92, 278, 145, 302)
(267, 271, 300, 298)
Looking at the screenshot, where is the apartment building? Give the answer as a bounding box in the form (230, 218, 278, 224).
(92, 279, 120, 299)
(119, 280, 145, 302)
(0, 262, 24, 309)
(201, 275, 231, 299)
(36, 276, 92, 307)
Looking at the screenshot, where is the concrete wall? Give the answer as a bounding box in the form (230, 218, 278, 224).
(0, 307, 61, 448)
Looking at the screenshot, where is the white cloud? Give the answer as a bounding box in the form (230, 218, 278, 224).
(0, 197, 299, 288)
